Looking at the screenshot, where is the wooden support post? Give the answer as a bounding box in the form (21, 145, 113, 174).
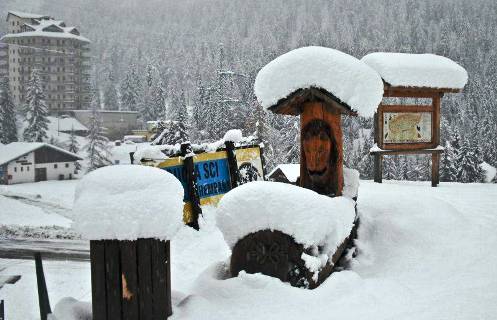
(432, 152, 440, 187)
(90, 238, 172, 320)
(0, 299, 4, 320)
(374, 154, 383, 183)
(224, 141, 240, 189)
(34, 252, 51, 320)
(181, 142, 202, 230)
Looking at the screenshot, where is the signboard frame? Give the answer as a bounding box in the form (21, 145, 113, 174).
(376, 104, 438, 150)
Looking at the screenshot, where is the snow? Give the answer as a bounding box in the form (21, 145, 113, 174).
(216, 181, 356, 256)
(254, 46, 384, 117)
(52, 297, 91, 320)
(7, 10, 49, 19)
(0, 194, 71, 227)
(47, 116, 88, 133)
(2, 181, 497, 320)
(223, 129, 243, 143)
(0, 142, 82, 166)
(362, 52, 468, 89)
(343, 167, 360, 199)
(370, 143, 444, 153)
(1, 31, 90, 43)
(480, 162, 496, 182)
(268, 163, 300, 183)
(72, 165, 184, 240)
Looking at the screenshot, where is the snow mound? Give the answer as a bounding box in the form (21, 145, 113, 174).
(343, 168, 360, 199)
(52, 297, 91, 320)
(73, 165, 184, 240)
(254, 46, 384, 117)
(216, 181, 356, 253)
(223, 129, 243, 143)
(361, 52, 468, 89)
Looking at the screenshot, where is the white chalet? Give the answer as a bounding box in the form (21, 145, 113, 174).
(0, 142, 82, 185)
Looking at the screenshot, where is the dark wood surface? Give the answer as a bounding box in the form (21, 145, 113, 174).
(90, 239, 172, 320)
(34, 253, 51, 320)
(181, 142, 202, 230)
(224, 141, 240, 189)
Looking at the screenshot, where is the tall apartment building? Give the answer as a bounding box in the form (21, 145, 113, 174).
(0, 11, 91, 112)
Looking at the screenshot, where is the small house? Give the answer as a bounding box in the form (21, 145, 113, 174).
(267, 164, 300, 185)
(0, 142, 82, 185)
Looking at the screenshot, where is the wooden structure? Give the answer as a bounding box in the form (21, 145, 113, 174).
(228, 87, 359, 289)
(371, 84, 462, 187)
(268, 87, 356, 197)
(35, 253, 51, 320)
(90, 238, 172, 320)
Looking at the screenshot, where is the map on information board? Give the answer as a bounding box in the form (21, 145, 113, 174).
(383, 112, 432, 143)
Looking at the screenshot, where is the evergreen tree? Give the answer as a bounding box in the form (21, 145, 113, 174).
(456, 140, 485, 183)
(85, 98, 112, 172)
(0, 78, 18, 144)
(68, 127, 81, 173)
(440, 141, 458, 182)
(23, 69, 49, 142)
(103, 70, 119, 110)
(120, 65, 141, 111)
(174, 89, 189, 143)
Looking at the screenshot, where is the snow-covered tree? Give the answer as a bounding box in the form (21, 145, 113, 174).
(120, 65, 141, 111)
(23, 69, 49, 142)
(0, 78, 18, 144)
(103, 70, 119, 110)
(85, 99, 112, 172)
(456, 140, 485, 183)
(67, 127, 82, 173)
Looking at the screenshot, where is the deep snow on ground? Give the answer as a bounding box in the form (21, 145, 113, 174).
(1, 180, 497, 319)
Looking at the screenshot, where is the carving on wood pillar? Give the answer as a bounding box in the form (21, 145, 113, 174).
(300, 101, 344, 197)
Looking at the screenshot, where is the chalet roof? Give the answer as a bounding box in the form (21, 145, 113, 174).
(0, 142, 82, 166)
(268, 164, 300, 183)
(47, 116, 88, 132)
(7, 11, 50, 20)
(361, 52, 468, 91)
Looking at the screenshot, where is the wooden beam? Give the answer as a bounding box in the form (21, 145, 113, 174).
(370, 148, 444, 156)
(383, 83, 456, 98)
(374, 154, 383, 183)
(432, 153, 440, 187)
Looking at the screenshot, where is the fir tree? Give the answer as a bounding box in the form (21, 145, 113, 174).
(68, 127, 82, 173)
(23, 69, 49, 142)
(456, 140, 485, 183)
(0, 78, 18, 144)
(85, 99, 112, 172)
(174, 89, 189, 143)
(103, 70, 119, 110)
(120, 65, 141, 111)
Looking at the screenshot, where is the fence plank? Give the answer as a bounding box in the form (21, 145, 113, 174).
(90, 241, 107, 320)
(120, 241, 139, 320)
(0, 299, 4, 320)
(137, 239, 154, 320)
(224, 141, 240, 189)
(34, 252, 51, 320)
(104, 241, 122, 320)
(151, 240, 171, 319)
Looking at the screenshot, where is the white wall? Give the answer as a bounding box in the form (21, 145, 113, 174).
(7, 152, 35, 184)
(35, 161, 76, 181)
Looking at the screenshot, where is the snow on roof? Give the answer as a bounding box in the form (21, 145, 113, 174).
(217, 181, 356, 256)
(7, 10, 50, 19)
(254, 46, 384, 117)
(72, 165, 184, 240)
(361, 52, 468, 90)
(47, 116, 88, 132)
(0, 142, 82, 166)
(1, 30, 90, 43)
(268, 164, 300, 183)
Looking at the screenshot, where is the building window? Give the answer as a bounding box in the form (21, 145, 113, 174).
(65, 163, 69, 168)
(27, 166, 30, 171)
(54, 164, 58, 169)
(21, 167, 23, 172)
(14, 167, 17, 172)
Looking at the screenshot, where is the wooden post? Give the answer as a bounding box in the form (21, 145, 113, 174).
(90, 238, 172, 320)
(432, 152, 440, 187)
(374, 154, 383, 183)
(299, 101, 344, 197)
(181, 142, 202, 230)
(224, 141, 240, 189)
(0, 299, 4, 320)
(34, 252, 51, 320)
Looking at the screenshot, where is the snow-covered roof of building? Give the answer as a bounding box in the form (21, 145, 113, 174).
(254, 46, 384, 118)
(0, 142, 82, 166)
(268, 164, 300, 183)
(361, 52, 468, 90)
(1, 17, 90, 43)
(7, 10, 50, 20)
(47, 116, 88, 133)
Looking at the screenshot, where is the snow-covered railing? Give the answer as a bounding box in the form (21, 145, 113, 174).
(72, 165, 184, 320)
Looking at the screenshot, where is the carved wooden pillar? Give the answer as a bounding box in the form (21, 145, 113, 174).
(299, 101, 344, 197)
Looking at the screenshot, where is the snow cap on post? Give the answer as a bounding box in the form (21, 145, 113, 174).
(254, 46, 384, 118)
(361, 52, 468, 90)
(73, 165, 184, 240)
(217, 181, 356, 254)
